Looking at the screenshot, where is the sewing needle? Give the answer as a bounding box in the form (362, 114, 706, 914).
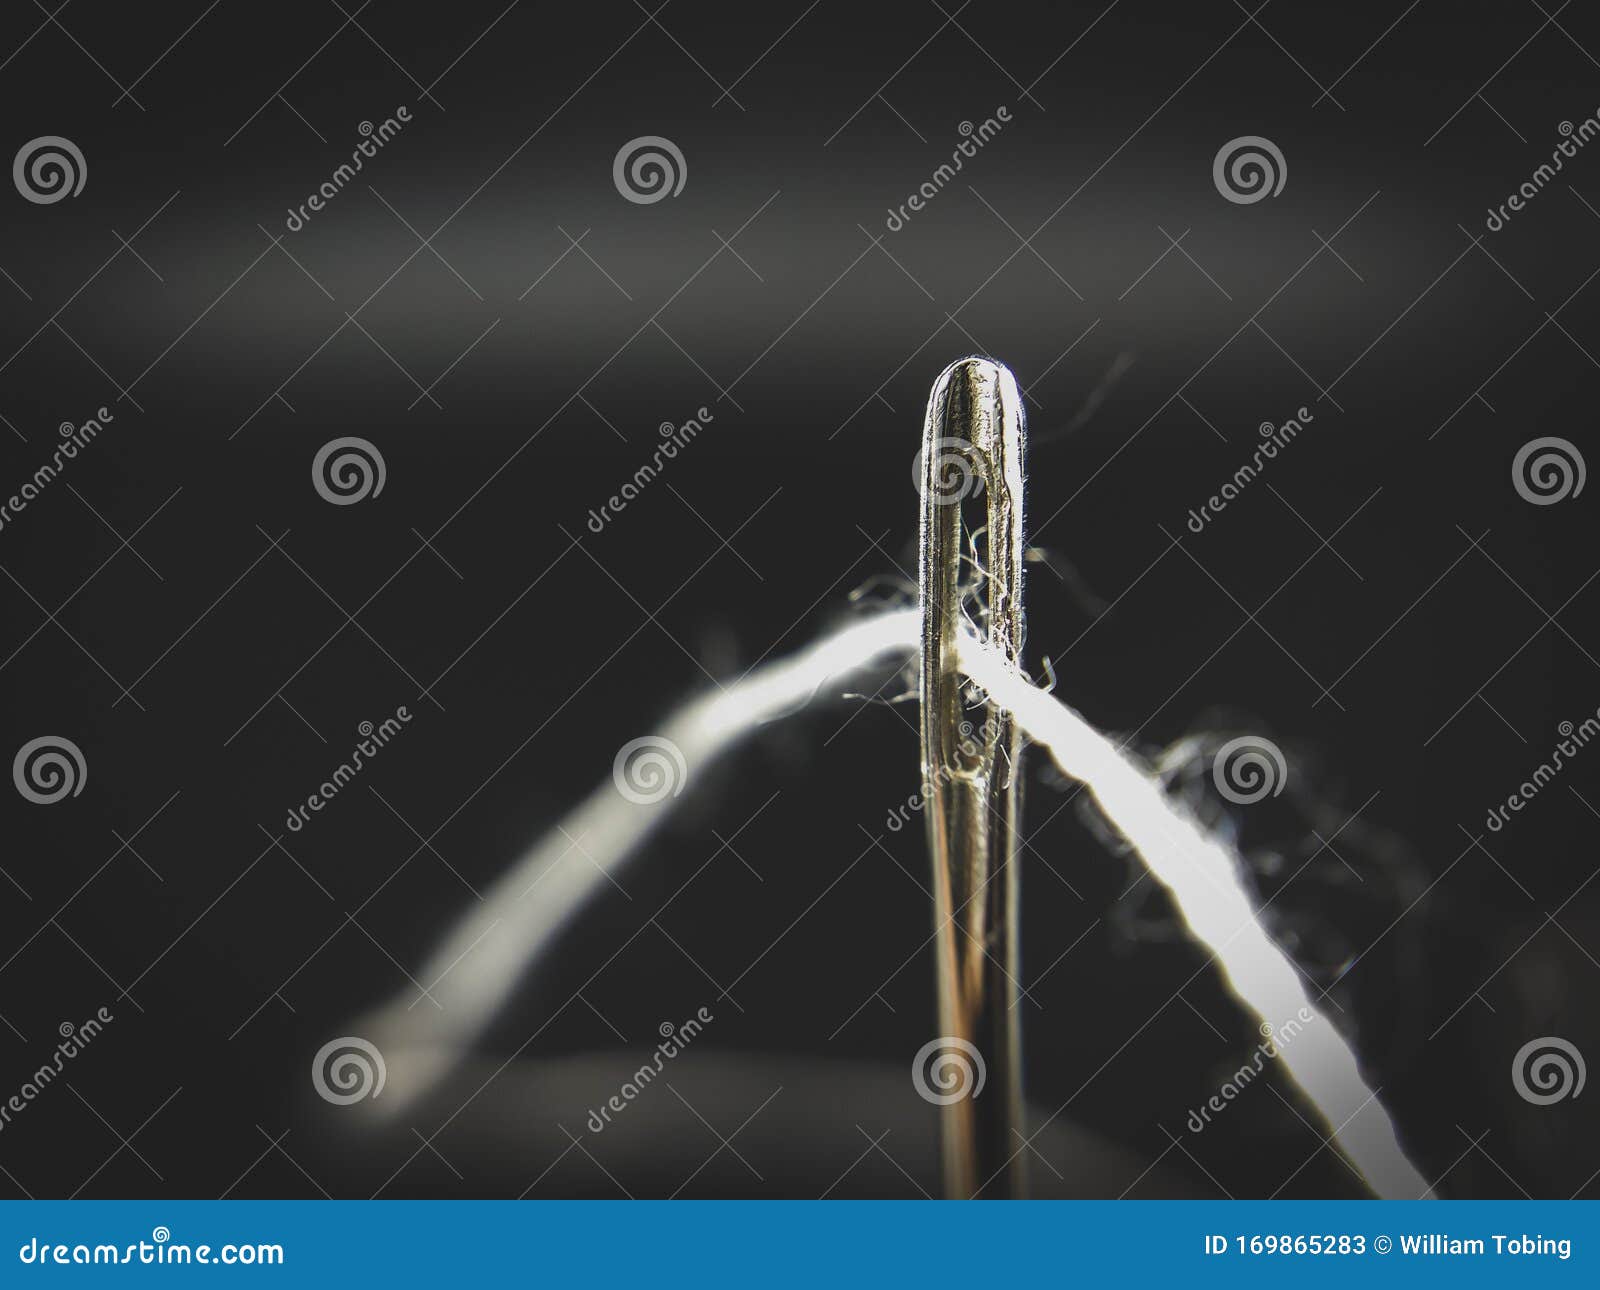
(917, 356, 1027, 1198)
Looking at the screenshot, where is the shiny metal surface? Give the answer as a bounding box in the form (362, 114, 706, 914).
(917, 357, 1028, 1198)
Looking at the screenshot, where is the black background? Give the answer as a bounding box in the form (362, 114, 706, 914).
(1, 0, 1597, 1198)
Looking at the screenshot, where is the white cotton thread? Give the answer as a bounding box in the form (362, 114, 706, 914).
(362, 612, 1429, 1198)
(360, 611, 923, 1110)
(955, 633, 1430, 1200)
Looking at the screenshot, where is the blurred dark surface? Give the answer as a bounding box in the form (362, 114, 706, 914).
(0, 0, 1597, 1197)
(311, 1051, 1210, 1198)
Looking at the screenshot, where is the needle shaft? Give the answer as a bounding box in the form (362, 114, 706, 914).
(917, 356, 1028, 1198)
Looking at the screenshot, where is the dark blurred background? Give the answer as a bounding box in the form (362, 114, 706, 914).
(0, 0, 1596, 1198)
